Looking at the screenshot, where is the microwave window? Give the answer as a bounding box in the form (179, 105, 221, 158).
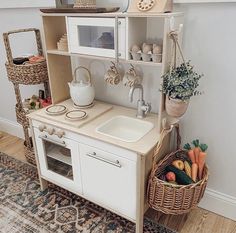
(78, 26, 114, 49)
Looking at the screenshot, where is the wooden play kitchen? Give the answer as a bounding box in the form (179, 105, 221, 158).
(27, 10, 185, 233)
(22, 4, 205, 232)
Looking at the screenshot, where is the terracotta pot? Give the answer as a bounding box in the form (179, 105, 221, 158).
(165, 97, 189, 118)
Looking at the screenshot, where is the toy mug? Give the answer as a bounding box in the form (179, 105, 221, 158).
(123, 65, 142, 87)
(104, 62, 121, 85)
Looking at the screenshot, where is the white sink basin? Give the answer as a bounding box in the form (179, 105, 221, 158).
(96, 115, 154, 143)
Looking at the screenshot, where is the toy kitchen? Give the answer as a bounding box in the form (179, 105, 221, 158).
(28, 1, 184, 232)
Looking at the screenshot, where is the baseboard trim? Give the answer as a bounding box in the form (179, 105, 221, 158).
(0, 117, 24, 139)
(199, 188, 236, 221)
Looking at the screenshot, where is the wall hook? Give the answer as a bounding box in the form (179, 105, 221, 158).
(169, 16, 184, 35)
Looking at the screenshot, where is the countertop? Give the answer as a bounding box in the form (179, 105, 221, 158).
(28, 100, 160, 155)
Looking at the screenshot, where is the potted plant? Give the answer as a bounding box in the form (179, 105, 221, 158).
(161, 61, 203, 118)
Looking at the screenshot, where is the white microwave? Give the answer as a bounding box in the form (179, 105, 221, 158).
(67, 17, 126, 59)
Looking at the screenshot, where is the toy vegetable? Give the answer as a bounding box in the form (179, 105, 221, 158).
(192, 139, 201, 164)
(184, 143, 195, 163)
(191, 163, 198, 182)
(198, 144, 208, 179)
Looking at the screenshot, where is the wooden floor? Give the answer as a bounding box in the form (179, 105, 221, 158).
(0, 131, 235, 233)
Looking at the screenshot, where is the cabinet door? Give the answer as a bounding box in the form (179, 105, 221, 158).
(34, 128, 82, 194)
(79, 143, 137, 220)
(67, 17, 126, 59)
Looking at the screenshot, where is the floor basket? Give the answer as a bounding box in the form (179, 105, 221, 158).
(147, 125, 209, 215)
(24, 139, 36, 166)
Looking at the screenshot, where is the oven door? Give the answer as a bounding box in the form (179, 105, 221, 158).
(34, 128, 82, 194)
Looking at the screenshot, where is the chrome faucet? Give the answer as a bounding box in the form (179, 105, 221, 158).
(129, 84, 151, 118)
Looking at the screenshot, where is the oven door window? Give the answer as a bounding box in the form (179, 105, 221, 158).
(44, 140, 73, 180)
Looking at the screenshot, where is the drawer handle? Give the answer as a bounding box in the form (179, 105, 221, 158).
(86, 152, 122, 168)
(39, 135, 66, 148)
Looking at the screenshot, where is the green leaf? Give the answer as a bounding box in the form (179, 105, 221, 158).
(161, 61, 203, 101)
(192, 139, 200, 148)
(184, 143, 191, 150)
(200, 144, 208, 152)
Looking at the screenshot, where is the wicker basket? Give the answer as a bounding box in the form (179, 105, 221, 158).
(3, 28, 48, 85)
(15, 104, 29, 128)
(74, 0, 96, 8)
(147, 125, 209, 215)
(24, 143, 36, 166)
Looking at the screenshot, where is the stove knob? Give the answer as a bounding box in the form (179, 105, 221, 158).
(47, 127, 55, 135)
(56, 130, 65, 138)
(39, 124, 46, 132)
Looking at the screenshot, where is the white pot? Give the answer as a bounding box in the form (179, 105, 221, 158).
(165, 97, 189, 118)
(68, 66, 95, 106)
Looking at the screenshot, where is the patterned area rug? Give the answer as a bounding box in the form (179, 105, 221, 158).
(0, 152, 175, 233)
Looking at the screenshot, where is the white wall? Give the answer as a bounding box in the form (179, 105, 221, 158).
(0, 2, 235, 220)
(176, 2, 236, 196)
(174, 2, 236, 219)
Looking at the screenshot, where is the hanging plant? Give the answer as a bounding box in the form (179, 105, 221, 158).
(161, 31, 203, 118)
(161, 61, 203, 101)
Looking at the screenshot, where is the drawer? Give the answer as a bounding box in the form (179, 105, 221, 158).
(79, 143, 137, 221)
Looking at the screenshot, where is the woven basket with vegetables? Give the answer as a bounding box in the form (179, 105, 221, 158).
(148, 125, 209, 215)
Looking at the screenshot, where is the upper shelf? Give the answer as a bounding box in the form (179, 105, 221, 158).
(41, 11, 184, 18)
(47, 49, 163, 67)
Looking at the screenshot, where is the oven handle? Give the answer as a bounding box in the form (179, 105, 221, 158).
(38, 135, 66, 148)
(86, 152, 122, 168)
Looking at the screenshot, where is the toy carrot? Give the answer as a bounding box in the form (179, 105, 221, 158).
(191, 163, 198, 182)
(198, 144, 208, 180)
(192, 139, 201, 164)
(184, 143, 195, 164)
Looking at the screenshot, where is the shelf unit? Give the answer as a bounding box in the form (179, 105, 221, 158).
(3, 28, 50, 165)
(47, 49, 163, 66)
(42, 12, 184, 132)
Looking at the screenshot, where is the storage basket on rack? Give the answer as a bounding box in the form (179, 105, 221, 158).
(147, 125, 209, 215)
(74, 0, 96, 8)
(24, 140, 36, 166)
(3, 28, 48, 85)
(15, 104, 29, 128)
